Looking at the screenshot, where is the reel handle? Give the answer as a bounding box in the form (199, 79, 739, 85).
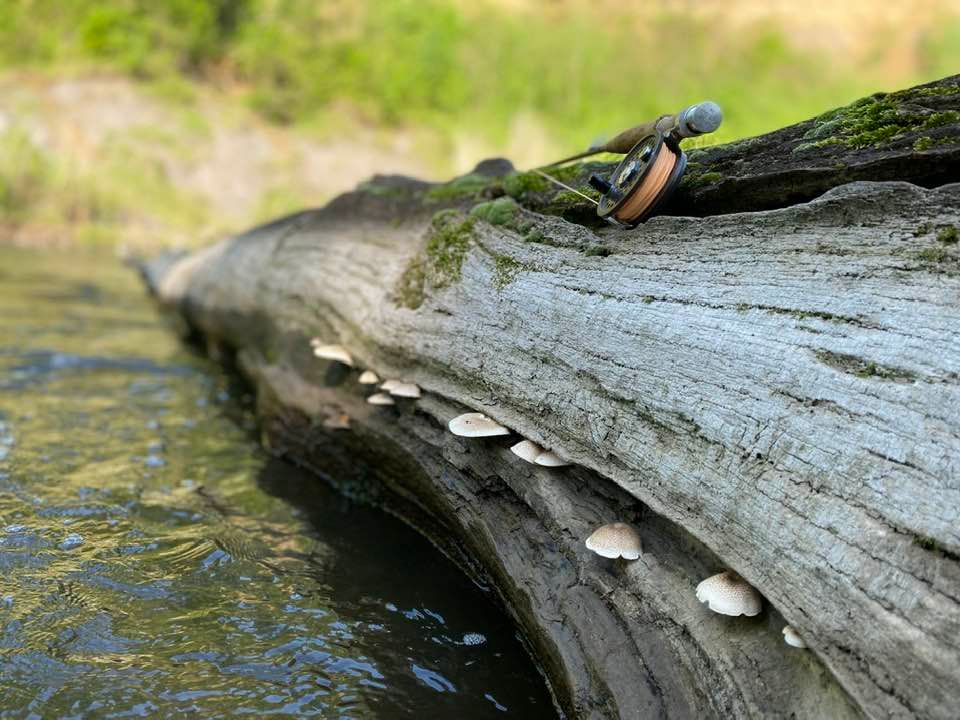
(595, 101, 722, 154)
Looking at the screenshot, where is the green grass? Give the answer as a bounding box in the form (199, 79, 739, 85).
(1, 1, 958, 149)
(1, 1, 959, 248)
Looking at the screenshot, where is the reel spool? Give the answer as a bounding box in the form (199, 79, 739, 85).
(534, 101, 722, 228)
(588, 131, 686, 226)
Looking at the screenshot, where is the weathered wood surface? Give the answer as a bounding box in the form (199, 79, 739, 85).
(143, 77, 960, 720)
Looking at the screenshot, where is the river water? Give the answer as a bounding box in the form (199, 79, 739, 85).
(0, 247, 556, 718)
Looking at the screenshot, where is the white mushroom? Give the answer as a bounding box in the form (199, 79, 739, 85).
(358, 370, 380, 385)
(366, 392, 395, 406)
(380, 379, 402, 392)
(448, 412, 510, 437)
(313, 344, 354, 367)
(511, 439, 543, 463)
(534, 450, 569, 467)
(695, 571, 762, 617)
(309, 337, 321, 348)
(585, 522, 642, 560)
(389, 382, 421, 399)
(782, 625, 808, 648)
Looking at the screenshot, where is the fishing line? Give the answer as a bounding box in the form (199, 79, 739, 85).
(530, 169, 599, 206)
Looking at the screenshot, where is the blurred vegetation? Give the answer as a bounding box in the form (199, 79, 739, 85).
(0, 0, 958, 247)
(4, 0, 960, 143)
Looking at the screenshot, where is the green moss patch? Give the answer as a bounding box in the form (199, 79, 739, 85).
(917, 247, 952, 263)
(424, 173, 495, 202)
(914, 223, 959, 244)
(469, 196, 519, 226)
(502, 171, 550, 199)
(795, 89, 960, 152)
(680, 170, 723, 189)
(584, 245, 611, 257)
(549, 162, 590, 185)
(936, 225, 958, 244)
(492, 254, 525, 289)
(814, 349, 916, 381)
(917, 135, 960, 150)
(394, 210, 476, 309)
(543, 189, 596, 215)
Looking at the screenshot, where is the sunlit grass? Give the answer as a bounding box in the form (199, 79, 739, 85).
(0, 0, 957, 248)
(3, 0, 958, 145)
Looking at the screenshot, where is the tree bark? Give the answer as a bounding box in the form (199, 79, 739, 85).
(142, 75, 960, 720)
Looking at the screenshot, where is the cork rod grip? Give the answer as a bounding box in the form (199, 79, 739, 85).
(596, 101, 722, 153)
(597, 120, 660, 154)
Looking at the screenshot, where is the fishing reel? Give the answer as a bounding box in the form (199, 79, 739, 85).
(588, 129, 686, 226)
(538, 101, 722, 227)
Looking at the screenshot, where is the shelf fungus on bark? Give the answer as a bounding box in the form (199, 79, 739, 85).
(448, 413, 510, 438)
(511, 439, 543, 463)
(389, 382, 421, 399)
(366, 392, 395, 406)
(695, 571, 763, 617)
(312, 343, 354, 367)
(585, 522, 643, 560)
(358, 370, 380, 385)
(534, 450, 569, 467)
(379, 379, 402, 392)
(511, 439, 570, 467)
(783, 625, 808, 649)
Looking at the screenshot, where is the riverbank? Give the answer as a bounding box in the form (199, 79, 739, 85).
(0, 73, 434, 251)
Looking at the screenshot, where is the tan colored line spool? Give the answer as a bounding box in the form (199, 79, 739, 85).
(612, 144, 679, 225)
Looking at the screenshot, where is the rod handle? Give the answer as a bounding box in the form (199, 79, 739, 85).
(596, 101, 723, 154)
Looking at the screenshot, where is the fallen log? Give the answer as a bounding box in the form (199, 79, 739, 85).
(143, 74, 960, 719)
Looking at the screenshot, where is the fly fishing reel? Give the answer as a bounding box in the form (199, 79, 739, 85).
(588, 130, 686, 225)
(535, 101, 722, 227)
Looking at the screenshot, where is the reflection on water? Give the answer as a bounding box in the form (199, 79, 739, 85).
(0, 248, 556, 718)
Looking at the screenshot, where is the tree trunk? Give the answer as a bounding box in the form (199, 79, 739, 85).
(142, 75, 960, 720)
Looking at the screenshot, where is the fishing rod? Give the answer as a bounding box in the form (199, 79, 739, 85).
(533, 101, 723, 227)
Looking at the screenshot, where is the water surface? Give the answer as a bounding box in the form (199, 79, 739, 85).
(0, 247, 556, 718)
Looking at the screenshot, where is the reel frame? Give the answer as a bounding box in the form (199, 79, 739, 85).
(591, 128, 687, 227)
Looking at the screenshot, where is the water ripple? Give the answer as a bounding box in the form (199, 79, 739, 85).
(0, 248, 556, 719)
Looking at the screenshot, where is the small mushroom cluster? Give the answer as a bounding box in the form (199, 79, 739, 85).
(585, 522, 642, 560)
(446, 413, 570, 467)
(581, 526, 805, 649)
(311, 340, 354, 367)
(510, 439, 568, 467)
(782, 625, 807, 649)
(369, 378, 422, 406)
(309, 339, 421, 409)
